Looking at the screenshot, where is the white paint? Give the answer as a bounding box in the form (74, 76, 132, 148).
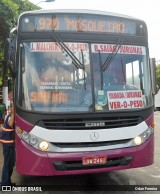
(30, 121, 148, 143)
(150, 175, 160, 178)
(2, 86, 8, 107)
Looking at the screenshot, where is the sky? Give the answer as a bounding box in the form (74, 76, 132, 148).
(29, 0, 160, 61)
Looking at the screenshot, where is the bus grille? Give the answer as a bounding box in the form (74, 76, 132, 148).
(39, 116, 142, 130)
(53, 139, 131, 148)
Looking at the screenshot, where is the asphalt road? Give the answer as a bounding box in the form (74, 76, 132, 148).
(0, 112, 160, 193)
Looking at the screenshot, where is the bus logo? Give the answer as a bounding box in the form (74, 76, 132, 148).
(90, 132, 99, 141)
(85, 122, 105, 127)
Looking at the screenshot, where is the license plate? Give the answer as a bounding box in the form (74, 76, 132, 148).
(82, 156, 107, 166)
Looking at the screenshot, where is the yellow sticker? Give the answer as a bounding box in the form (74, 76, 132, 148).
(95, 104, 103, 110)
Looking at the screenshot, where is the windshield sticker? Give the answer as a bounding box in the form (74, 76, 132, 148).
(40, 81, 72, 90)
(98, 90, 104, 96)
(95, 104, 103, 110)
(91, 44, 146, 55)
(30, 91, 68, 103)
(107, 90, 144, 110)
(30, 42, 89, 52)
(97, 95, 108, 106)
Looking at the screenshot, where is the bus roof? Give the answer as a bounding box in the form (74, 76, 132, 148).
(19, 9, 142, 21)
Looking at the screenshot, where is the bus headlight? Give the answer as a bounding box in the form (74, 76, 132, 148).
(134, 136, 143, 145)
(39, 141, 49, 151)
(22, 132, 30, 141)
(130, 126, 154, 146)
(30, 138, 38, 146)
(16, 128, 51, 151)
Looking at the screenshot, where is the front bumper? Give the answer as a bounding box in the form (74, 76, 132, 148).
(15, 134, 154, 176)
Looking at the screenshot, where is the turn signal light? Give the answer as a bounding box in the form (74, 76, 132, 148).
(151, 122, 155, 129)
(17, 128, 23, 134)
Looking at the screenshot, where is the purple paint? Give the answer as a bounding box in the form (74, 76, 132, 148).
(15, 113, 154, 176)
(15, 114, 33, 132)
(15, 134, 154, 176)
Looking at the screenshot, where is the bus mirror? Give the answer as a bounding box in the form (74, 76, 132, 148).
(4, 38, 11, 61)
(150, 58, 157, 95)
(4, 38, 16, 62)
(4, 38, 16, 77)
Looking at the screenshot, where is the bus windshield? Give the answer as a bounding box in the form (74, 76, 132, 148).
(18, 42, 92, 112)
(18, 41, 152, 112)
(91, 43, 151, 111)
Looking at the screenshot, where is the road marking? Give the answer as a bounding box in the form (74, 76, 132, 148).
(150, 175, 160, 178)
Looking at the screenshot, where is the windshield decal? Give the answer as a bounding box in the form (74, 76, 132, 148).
(40, 81, 73, 90)
(91, 44, 146, 55)
(107, 90, 144, 110)
(30, 91, 68, 103)
(30, 42, 89, 52)
(95, 104, 103, 111)
(97, 95, 108, 106)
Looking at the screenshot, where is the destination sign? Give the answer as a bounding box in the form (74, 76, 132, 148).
(20, 14, 136, 35)
(107, 90, 144, 110)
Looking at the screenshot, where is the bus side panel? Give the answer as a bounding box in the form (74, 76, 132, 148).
(16, 136, 53, 176)
(131, 133, 154, 168)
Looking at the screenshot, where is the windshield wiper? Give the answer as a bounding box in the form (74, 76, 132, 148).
(98, 51, 104, 90)
(97, 38, 124, 89)
(81, 49, 86, 90)
(52, 33, 87, 89)
(52, 34, 85, 70)
(102, 38, 124, 71)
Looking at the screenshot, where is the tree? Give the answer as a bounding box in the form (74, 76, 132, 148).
(13, 0, 38, 13)
(0, 0, 38, 88)
(156, 64, 160, 87)
(0, 1, 18, 40)
(0, 0, 37, 40)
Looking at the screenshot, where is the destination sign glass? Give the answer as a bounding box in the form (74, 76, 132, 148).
(20, 14, 137, 35)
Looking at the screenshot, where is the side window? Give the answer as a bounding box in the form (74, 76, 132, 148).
(126, 60, 143, 90)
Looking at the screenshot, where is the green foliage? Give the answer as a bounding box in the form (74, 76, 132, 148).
(12, 0, 38, 14)
(0, 0, 38, 89)
(0, 0, 18, 40)
(156, 64, 160, 87)
(0, 0, 38, 41)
